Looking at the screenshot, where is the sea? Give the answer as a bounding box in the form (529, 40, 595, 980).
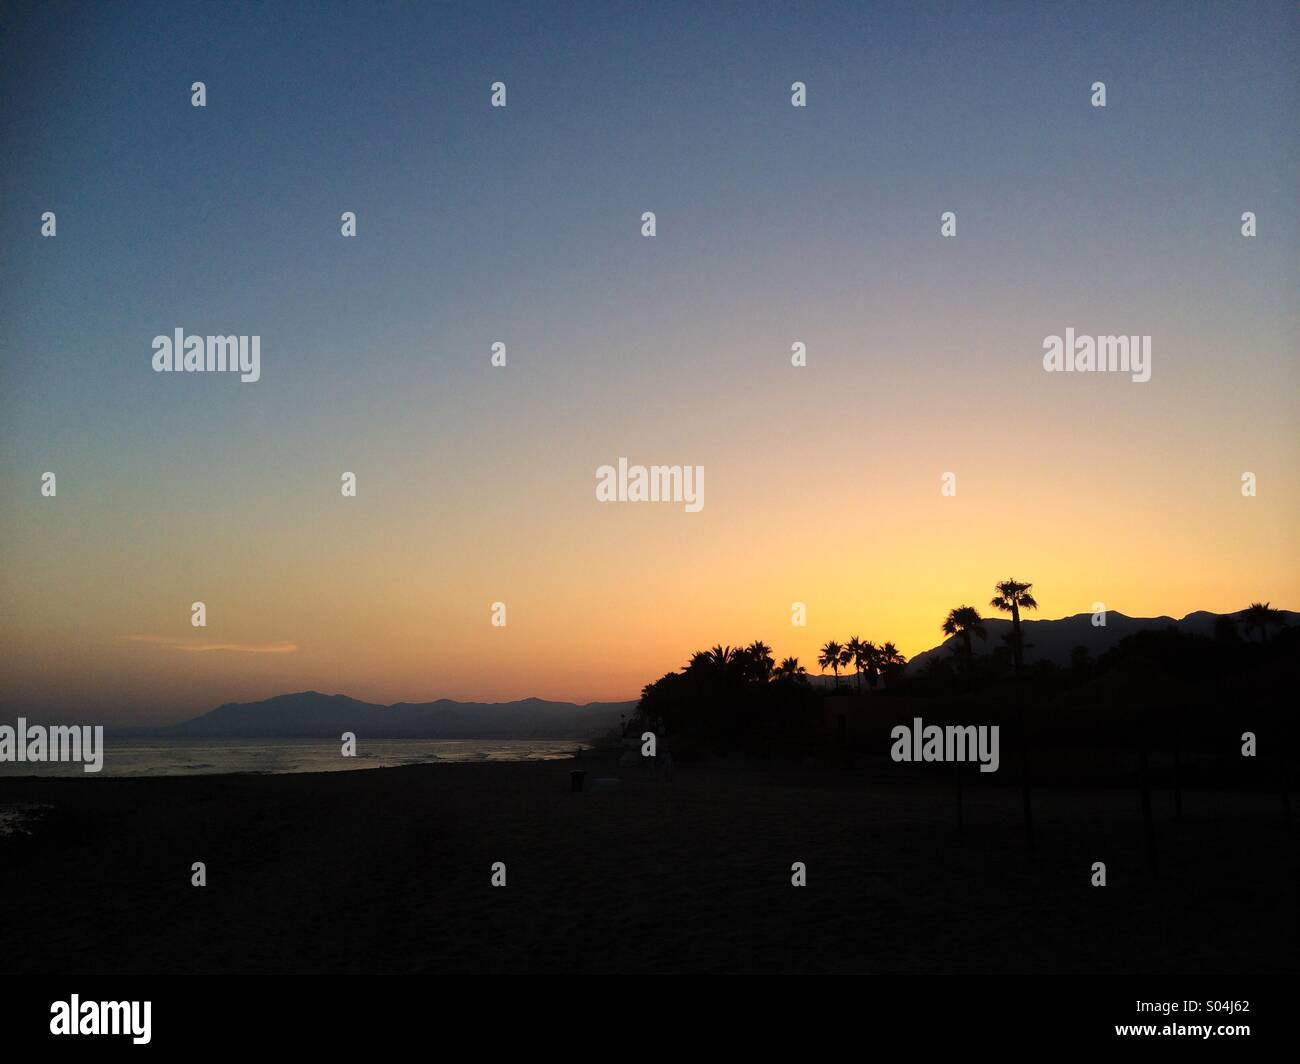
(0, 737, 587, 779)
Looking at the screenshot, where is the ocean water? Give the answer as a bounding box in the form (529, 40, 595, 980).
(0, 737, 586, 779)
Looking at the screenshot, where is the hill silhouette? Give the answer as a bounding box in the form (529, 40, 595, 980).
(905, 607, 1300, 673)
(146, 692, 634, 740)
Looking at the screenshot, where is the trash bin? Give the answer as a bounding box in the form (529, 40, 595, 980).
(570, 770, 586, 793)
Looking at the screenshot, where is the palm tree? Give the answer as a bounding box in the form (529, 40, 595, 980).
(744, 640, 775, 682)
(1241, 602, 1285, 644)
(857, 638, 885, 690)
(687, 645, 737, 675)
(876, 642, 906, 688)
(818, 640, 846, 690)
(878, 641, 906, 668)
(775, 657, 808, 682)
(942, 605, 987, 673)
(860, 641, 883, 689)
(990, 579, 1038, 673)
(846, 636, 869, 692)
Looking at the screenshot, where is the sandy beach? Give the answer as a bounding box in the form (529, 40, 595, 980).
(1, 756, 1294, 974)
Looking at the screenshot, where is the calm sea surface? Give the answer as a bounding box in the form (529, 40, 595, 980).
(0, 737, 586, 779)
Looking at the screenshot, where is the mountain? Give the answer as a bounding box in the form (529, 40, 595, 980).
(905, 607, 1299, 673)
(150, 692, 635, 739)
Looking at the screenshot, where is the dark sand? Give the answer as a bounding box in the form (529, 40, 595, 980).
(1, 757, 1295, 973)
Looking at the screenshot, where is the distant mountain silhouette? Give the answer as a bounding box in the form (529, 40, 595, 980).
(906, 607, 1300, 672)
(146, 692, 634, 739)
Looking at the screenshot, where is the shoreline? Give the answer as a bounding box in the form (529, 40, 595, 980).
(0, 737, 595, 781)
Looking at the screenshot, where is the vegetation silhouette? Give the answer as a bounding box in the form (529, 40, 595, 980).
(1243, 601, 1285, 643)
(990, 578, 1038, 673)
(942, 605, 986, 680)
(818, 640, 848, 691)
(630, 576, 1299, 827)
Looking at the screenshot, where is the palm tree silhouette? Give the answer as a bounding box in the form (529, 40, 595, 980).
(942, 605, 987, 673)
(846, 636, 869, 693)
(688, 645, 737, 675)
(990, 579, 1038, 673)
(775, 656, 808, 682)
(744, 640, 775, 682)
(1242, 602, 1285, 644)
(819, 640, 846, 690)
(860, 641, 884, 690)
(877, 641, 906, 687)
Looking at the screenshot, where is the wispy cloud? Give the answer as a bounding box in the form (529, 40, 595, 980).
(125, 636, 299, 655)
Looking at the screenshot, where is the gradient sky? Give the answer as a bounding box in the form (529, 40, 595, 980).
(2, 1, 1297, 724)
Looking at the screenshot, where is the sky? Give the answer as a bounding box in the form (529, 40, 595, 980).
(1, 0, 1297, 724)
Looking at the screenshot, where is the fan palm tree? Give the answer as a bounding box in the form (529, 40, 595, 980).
(1241, 602, 1285, 644)
(775, 657, 808, 682)
(876, 641, 906, 688)
(942, 605, 987, 673)
(818, 640, 846, 690)
(846, 636, 869, 692)
(859, 641, 883, 689)
(878, 641, 906, 668)
(858, 638, 886, 690)
(990, 579, 1038, 673)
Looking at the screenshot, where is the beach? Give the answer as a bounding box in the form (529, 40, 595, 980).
(1, 757, 1294, 974)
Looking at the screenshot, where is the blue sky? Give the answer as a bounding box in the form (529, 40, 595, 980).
(2, 1, 1296, 721)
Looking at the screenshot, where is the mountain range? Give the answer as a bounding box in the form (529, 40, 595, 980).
(143, 693, 635, 740)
